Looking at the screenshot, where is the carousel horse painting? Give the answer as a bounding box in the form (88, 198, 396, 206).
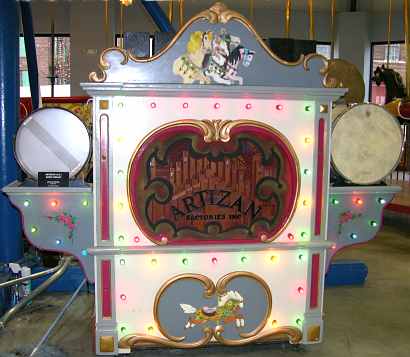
(173, 29, 254, 85)
(372, 64, 406, 104)
(180, 290, 245, 329)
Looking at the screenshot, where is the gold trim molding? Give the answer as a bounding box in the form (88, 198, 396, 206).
(119, 271, 302, 349)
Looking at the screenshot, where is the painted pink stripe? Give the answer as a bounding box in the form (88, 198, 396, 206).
(310, 253, 320, 309)
(101, 260, 112, 318)
(100, 114, 109, 241)
(314, 118, 325, 236)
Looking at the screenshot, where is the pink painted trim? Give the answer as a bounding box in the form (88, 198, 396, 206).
(100, 114, 110, 241)
(101, 260, 112, 318)
(314, 119, 325, 236)
(310, 253, 320, 309)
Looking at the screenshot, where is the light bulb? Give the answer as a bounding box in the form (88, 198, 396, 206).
(245, 103, 252, 110)
(350, 233, 358, 239)
(276, 104, 283, 111)
(23, 200, 31, 207)
(211, 257, 218, 264)
(298, 287, 304, 294)
(354, 198, 363, 205)
(30, 226, 38, 233)
(82, 199, 89, 207)
(182, 102, 189, 109)
(50, 200, 58, 208)
(214, 102, 220, 109)
(288, 233, 295, 241)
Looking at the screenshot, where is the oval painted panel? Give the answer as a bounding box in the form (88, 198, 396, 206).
(128, 120, 299, 245)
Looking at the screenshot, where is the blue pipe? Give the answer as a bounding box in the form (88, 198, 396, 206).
(141, 0, 175, 33)
(20, 0, 40, 110)
(0, 0, 23, 263)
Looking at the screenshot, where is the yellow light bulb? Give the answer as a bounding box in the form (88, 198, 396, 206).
(304, 136, 312, 144)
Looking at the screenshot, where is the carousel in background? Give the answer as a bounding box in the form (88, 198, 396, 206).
(0, 0, 407, 356)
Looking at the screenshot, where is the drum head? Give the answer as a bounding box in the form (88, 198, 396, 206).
(331, 103, 403, 185)
(15, 108, 90, 179)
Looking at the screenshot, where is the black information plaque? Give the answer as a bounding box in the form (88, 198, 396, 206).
(38, 172, 69, 187)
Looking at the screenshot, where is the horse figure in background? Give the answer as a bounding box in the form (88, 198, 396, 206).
(372, 64, 406, 104)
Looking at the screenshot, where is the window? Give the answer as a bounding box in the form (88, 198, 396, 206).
(316, 43, 331, 59)
(370, 42, 406, 104)
(19, 35, 71, 97)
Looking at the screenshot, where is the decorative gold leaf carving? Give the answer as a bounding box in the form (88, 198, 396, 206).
(89, 2, 308, 82)
(119, 271, 302, 350)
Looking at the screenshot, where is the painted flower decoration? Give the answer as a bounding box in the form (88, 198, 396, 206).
(47, 212, 79, 241)
(337, 210, 362, 235)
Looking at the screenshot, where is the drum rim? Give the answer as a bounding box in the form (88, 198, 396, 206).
(330, 103, 404, 185)
(14, 106, 92, 180)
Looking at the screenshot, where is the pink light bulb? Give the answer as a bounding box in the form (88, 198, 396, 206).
(276, 104, 283, 111)
(245, 103, 252, 110)
(214, 102, 220, 109)
(211, 257, 218, 264)
(298, 287, 304, 294)
(287, 233, 295, 241)
(120, 294, 126, 301)
(150, 102, 156, 109)
(182, 102, 189, 109)
(134, 236, 140, 243)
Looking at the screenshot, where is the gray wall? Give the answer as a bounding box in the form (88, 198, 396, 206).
(26, 1, 406, 96)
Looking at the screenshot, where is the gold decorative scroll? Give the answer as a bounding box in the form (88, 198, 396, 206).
(119, 272, 302, 350)
(153, 273, 215, 342)
(304, 54, 365, 104)
(90, 2, 309, 82)
(119, 326, 302, 349)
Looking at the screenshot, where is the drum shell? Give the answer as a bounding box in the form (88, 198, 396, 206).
(14, 107, 92, 180)
(330, 103, 403, 185)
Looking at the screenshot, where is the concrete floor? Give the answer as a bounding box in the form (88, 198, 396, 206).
(0, 219, 409, 357)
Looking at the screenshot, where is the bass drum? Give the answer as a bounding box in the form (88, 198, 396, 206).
(331, 103, 403, 185)
(15, 107, 91, 180)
